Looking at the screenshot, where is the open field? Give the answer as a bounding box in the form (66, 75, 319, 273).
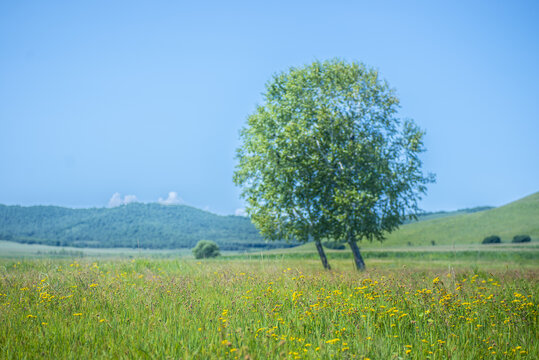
(2, 238, 538, 270)
(0, 240, 193, 259)
(1, 257, 537, 359)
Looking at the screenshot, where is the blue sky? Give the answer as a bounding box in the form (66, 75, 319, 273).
(1, 1, 538, 215)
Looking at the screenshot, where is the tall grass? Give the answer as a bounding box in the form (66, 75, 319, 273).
(1, 258, 537, 359)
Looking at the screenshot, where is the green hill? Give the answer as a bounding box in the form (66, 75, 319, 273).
(272, 192, 537, 251)
(404, 206, 493, 224)
(0, 203, 294, 250)
(1, 192, 536, 251)
(374, 192, 539, 247)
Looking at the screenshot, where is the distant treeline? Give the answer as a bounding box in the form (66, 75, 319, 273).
(0, 203, 296, 250)
(404, 206, 494, 224)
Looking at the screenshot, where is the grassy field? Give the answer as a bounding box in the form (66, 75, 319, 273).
(0, 240, 193, 258)
(1, 256, 537, 359)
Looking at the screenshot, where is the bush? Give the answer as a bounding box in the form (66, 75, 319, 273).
(192, 240, 220, 259)
(482, 235, 501, 244)
(322, 241, 345, 250)
(512, 235, 531, 243)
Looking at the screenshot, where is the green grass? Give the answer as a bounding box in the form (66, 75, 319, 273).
(3, 238, 539, 270)
(369, 192, 539, 247)
(1, 257, 537, 359)
(0, 240, 193, 258)
(244, 241, 539, 270)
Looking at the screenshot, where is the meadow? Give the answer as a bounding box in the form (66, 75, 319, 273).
(1, 255, 537, 359)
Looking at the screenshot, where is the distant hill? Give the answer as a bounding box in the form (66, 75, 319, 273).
(0, 203, 294, 250)
(404, 206, 494, 224)
(375, 192, 539, 247)
(1, 192, 536, 250)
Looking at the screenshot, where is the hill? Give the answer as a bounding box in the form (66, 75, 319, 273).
(1, 192, 536, 251)
(0, 203, 294, 250)
(264, 192, 537, 251)
(372, 192, 539, 247)
(404, 206, 493, 224)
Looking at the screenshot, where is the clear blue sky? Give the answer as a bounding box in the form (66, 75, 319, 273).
(1, 1, 538, 214)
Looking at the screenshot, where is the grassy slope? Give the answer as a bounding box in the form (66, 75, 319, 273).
(375, 191, 539, 247)
(403, 206, 493, 224)
(259, 192, 538, 256)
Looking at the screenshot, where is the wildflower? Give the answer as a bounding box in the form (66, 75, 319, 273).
(73, 313, 82, 316)
(326, 338, 340, 344)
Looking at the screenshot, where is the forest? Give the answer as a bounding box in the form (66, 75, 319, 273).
(0, 203, 294, 250)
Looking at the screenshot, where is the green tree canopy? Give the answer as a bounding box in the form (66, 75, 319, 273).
(234, 59, 433, 270)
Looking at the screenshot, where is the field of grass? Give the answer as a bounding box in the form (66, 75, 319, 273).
(241, 241, 539, 270)
(1, 256, 537, 359)
(0, 240, 193, 259)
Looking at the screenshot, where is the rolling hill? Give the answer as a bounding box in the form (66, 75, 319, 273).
(403, 206, 493, 224)
(267, 192, 537, 252)
(371, 191, 539, 247)
(0, 203, 295, 250)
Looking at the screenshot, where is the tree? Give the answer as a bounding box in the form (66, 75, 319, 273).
(192, 240, 220, 259)
(234, 59, 433, 270)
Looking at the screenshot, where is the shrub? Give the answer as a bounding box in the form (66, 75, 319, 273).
(482, 235, 501, 244)
(322, 241, 345, 250)
(192, 240, 220, 259)
(512, 235, 531, 243)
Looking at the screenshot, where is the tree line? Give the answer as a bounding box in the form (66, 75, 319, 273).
(0, 203, 294, 250)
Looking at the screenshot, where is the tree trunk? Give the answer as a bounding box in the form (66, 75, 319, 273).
(348, 240, 366, 271)
(315, 240, 331, 270)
